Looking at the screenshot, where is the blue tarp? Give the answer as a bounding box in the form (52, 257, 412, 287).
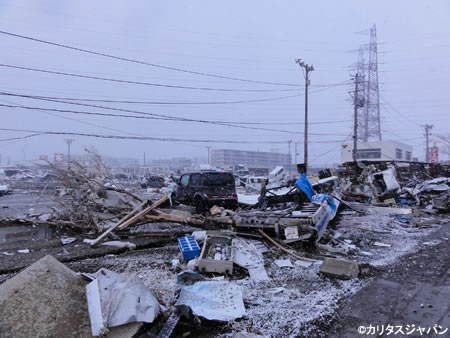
(311, 193, 337, 212)
(296, 174, 313, 201)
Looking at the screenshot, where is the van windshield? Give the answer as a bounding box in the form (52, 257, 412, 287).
(202, 173, 234, 186)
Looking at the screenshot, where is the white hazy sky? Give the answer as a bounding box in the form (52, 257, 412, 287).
(0, 0, 449, 166)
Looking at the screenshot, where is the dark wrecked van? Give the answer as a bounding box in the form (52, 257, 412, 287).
(172, 171, 238, 212)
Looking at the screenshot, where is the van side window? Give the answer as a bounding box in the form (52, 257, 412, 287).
(190, 173, 201, 186)
(180, 174, 190, 186)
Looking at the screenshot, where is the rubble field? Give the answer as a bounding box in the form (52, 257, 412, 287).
(0, 160, 448, 337)
(1, 197, 448, 336)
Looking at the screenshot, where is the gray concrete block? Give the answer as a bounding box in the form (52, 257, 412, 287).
(319, 258, 359, 279)
(0, 255, 92, 337)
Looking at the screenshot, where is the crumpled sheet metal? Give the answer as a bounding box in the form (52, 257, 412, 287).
(86, 268, 160, 336)
(176, 281, 246, 322)
(232, 238, 269, 281)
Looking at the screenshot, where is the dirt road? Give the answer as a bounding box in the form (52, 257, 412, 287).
(326, 222, 449, 337)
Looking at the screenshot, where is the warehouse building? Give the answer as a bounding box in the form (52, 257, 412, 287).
(211, 149, 290, 172)
(341, 140, 413, 163)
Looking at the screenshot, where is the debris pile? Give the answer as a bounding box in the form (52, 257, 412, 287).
(404, 177, 449, 211)
(47, 151, 144, 229)
(341, 162, 449, 212)
(0, 157, 448, 336)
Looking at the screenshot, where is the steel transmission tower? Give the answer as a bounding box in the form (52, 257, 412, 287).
(356, 47, 367, 142)
(355, 24, 382, 142)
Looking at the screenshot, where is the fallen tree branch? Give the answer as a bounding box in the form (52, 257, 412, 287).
(103, 185, 143, 203)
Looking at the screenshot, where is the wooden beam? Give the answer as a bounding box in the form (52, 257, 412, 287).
(90, 196, 168, 246)
(117, 196, 169, 230)
(108, 200, 148, 231)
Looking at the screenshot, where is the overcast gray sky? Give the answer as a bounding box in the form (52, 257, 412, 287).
(0, 0, 449, 166)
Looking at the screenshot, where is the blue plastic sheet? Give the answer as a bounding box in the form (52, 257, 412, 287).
(296, 174, 313, 201)
(311, 193, 337, 212)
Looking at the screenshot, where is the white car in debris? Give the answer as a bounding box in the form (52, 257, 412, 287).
(0, 180, 10, 196)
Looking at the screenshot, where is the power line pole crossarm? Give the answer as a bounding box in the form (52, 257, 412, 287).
(295, 59, 314, 175)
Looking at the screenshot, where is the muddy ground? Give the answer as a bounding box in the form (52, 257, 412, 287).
(0, 188, 449, 337)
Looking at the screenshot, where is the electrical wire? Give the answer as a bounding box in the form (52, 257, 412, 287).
(0, 90, 352, 124)
(0, 62, 351, 93)
(20, 92, 303, 105)
(0, 92, 350, 136)
(0, 103, 305, 136)
(0, 63, 303, 92)
(310, 132, 353, 163)
(0, 30, 305, 87)
(380, 95, 421, 126)
(0, 128, 349, 144)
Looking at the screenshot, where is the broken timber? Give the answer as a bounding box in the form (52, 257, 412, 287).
(145, 212, 204, 225)
(258, 229, 317, 263)
(90, 196, 168, 246)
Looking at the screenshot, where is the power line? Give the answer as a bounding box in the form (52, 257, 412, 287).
(0, 102, 349, 137)
(0, 81, 351, 105)
(0, 96, 148, 138)
(0, 62, 351, 93)
(380, 95, 421, 126)
(21, 92, 304, 105)
(0, 102, 302, 135)
(0, 30, 304, 87)
(0, 128, 349, 144)
(0, 89, 352, 124)
(0, 63, 302, 92)
(0, 92, 350, 136)
(310, 131, 354, 163)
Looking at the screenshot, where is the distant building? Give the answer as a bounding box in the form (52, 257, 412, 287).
(151, 157, 193, 174)
(341, 140, 413, 163)
(211, 149, 290, 171)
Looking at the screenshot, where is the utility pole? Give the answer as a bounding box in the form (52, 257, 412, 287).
(206, 146, 211, 165)
(64, 138, 74, 169)
(294, 142, 298, 169)
(352, 73, 359, 162)
(288, 140, 292, 178)
(423, 124, 433, 162)
(295, 59, 314, 175)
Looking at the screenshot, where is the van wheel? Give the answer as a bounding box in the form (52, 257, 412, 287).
(195, 197, 206, 214)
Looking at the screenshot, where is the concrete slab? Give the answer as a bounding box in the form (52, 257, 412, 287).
(0, 255, 92, 337)
(319, 258, 359, 280)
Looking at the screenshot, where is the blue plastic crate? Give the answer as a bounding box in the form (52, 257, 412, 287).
(178, 236, 201, 261)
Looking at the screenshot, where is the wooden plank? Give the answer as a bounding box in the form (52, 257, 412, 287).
(145, 214, 186, 222)
(109, 200, 148, 231)
(258, 229, 317, 262)
(145, 213, 204, 226)
(90, 196, 167, 246)
(117, 195, 169, 231)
